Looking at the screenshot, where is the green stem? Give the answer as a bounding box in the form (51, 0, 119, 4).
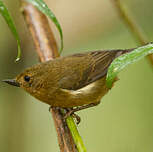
(66, 116, 87, 152)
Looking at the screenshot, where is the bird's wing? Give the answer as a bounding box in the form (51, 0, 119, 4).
(58, 50, 124, 90)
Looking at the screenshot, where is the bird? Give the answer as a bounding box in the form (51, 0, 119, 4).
(3, 48, 132, 119)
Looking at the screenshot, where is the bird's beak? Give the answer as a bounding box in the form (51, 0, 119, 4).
(2, 79, 20, 87)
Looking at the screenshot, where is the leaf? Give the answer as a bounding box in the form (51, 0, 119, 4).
(106, 43, 153, 88)
(0, 0, 21, 61)
(26, 0, 63, 53)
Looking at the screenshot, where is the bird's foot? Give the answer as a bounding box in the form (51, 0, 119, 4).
(64, 102, 100, 124)
(49, 106, 81, 124)
(49, 102, 100, 124)
(64, 109, 81, 124)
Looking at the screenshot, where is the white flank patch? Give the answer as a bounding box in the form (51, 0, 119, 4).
(68, 81, 96, 95)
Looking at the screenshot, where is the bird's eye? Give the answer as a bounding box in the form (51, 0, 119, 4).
(24, 75, 30, 82)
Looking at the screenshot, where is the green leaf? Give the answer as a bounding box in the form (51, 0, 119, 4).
(106, 43, 153, 88)
(0, 0, 21, 61)
(26, 0, 63, 53)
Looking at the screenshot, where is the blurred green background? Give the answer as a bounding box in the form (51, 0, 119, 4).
(0, 0, 153, 152)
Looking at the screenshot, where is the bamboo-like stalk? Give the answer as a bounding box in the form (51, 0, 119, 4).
(111, 0, 153, 65)
(20, 2, 82, 152)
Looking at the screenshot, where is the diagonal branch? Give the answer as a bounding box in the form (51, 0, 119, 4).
(21, 2, 77, 152)
(111, 0, 153, 65)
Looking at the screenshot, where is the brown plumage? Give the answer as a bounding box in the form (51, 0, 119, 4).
(3, 49, 131, 108)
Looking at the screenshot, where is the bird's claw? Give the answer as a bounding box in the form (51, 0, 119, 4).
(64, 110, 81, 125)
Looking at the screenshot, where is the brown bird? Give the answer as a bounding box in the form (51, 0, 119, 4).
(3, 49, 131, 118)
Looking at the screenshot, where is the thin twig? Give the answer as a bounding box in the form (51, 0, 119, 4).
(111, 0, 153, 65)
(21, 2, 78, 152)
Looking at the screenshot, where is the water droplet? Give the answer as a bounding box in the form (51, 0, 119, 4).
(0, 6, 4, 10)
(42, 4, 46, 7)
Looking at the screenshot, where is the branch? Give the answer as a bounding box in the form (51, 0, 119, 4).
(111, 0, 153, 65)
(21, 2, 78, 152)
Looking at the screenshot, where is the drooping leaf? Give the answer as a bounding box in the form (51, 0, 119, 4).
(0, 0, 21, 61)
(26, 0, 63, 53)
(106, 43, 153, 88)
